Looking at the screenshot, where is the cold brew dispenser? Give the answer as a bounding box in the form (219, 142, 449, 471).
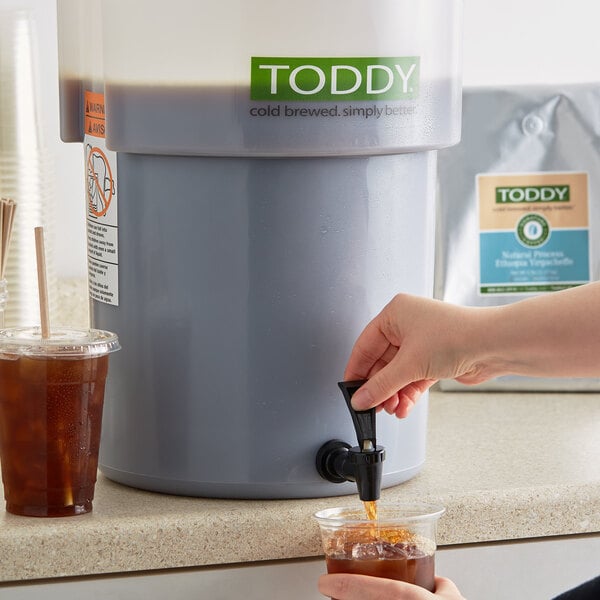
(57, 0, 462, 498)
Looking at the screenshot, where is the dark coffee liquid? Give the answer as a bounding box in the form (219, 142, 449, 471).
(58, 77, 84, 142)
(103, 81, 458, 156)
(327, 544, 435, 591)
(0, 355, 108, 517)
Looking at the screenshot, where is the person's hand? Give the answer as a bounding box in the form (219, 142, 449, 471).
(344, 293, 493, 417)
(345, 283, 600, 417)
(318, 574, 466, 600)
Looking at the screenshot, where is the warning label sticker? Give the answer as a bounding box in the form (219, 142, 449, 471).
(84, 90, 106, 138)
(84, 90, 119, 306)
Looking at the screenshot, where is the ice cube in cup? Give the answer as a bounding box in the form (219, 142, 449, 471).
(0, 327, 120, 517)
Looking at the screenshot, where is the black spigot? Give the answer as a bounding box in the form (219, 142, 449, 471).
(316, 380, 385, 501)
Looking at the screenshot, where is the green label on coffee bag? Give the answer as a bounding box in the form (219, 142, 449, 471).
(251, 57, 420, 101)
(495, 185, 570, 203)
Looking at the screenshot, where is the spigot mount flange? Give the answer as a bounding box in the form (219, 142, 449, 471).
(316, 439, 353, 484)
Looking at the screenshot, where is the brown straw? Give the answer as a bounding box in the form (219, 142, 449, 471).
(0, 198, 17, 279)
(34, 226, 50, 339)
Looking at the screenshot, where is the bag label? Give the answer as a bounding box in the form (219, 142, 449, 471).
(478, 172, 590, 295)
(250, 56, 419, 102)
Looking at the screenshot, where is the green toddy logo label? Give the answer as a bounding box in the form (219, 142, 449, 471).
(250, 56, 419, 102)
(496, 185, 570, 203)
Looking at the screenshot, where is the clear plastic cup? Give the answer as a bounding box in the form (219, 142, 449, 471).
(314, 503, 445, 592)
(0, 327, 120, 516)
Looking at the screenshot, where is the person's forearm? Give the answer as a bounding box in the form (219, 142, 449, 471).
(479, 282, 600, 379)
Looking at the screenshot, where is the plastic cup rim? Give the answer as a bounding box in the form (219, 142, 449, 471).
(0, 326, 121, 358)
(314, 502, 446, 526)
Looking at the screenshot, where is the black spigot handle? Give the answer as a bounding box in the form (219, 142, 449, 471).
(338, 380, 376, 451)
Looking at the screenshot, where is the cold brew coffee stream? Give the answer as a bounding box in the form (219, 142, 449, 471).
(364, 500, 378, 521)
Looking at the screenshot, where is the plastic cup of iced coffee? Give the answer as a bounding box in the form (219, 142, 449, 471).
(0, 326, 120, 517)
(314, 503, 445, 592)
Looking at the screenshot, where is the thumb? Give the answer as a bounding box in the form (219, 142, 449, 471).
(350, 358, 416, 411)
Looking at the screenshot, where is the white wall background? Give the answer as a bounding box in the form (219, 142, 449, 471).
(2, 0, 600, 278)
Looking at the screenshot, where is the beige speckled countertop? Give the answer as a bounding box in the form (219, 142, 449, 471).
(0, 281, 599, 582)
(2, 392, 599, 582)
